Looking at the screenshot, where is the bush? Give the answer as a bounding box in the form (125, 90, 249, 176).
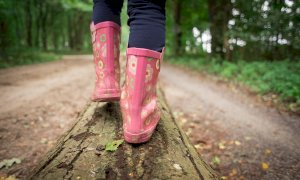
(0, 48, 60, 68)
(168, 56, 300, 107)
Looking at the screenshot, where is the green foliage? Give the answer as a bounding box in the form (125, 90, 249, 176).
(105, 140, 124, 152)
(0, 0, 92, 65)
(230, 0, 300, 60)
(57, 0, 92, 12)
(212, 156, 221, 166)
(0, 49, 60, 68)
(166, 0, 300, 60)
(120, 2, 129, 52)
(169, 56, 300, 106)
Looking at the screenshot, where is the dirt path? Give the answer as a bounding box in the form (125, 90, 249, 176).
(160, 64, 300, 179)
(0, 55, 94, 178)
(0, 56, 299, 179)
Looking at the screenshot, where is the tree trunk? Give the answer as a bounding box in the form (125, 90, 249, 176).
(74, 12, 84, 51)
(29, 88, 219, 180)
(173, 0, 182, 55)
(33, 0, 42, 49)
(208, 0, 232, 59)
(25, 0, 33, 47)
(41, 3, 48, 50)
(68, 13, 74, 50)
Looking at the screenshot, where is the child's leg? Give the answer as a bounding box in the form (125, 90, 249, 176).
(93, 0, 124, 25)
(120, 0, 166, 143)
(127, 0, 166, 52)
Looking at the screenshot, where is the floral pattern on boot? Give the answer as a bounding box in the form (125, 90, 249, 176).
(120, 48, 164, 143)
(90, 21, 121, 101)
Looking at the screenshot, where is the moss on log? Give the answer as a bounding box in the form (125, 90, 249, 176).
(29, 89, 219, 180)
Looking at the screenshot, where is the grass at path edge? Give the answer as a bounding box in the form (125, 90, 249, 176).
(167, 56, 300, 112)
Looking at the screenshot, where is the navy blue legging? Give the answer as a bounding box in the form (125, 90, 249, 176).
(93, 0, 166, 52)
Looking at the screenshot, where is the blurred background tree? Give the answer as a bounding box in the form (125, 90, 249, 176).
(0, 0, 92, 54)
(0, 0, 299, 107)
(165, 0, 300, 108)
(1, 0, 299, 60)
(167, 0, 300, 60)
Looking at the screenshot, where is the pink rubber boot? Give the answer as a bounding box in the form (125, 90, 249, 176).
(120, 48, 165, 143)
(90, 21, 121, 102)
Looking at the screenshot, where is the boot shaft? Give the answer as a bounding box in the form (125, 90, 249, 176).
(121, 48, 164, 141)
(90, 21, 121, 101)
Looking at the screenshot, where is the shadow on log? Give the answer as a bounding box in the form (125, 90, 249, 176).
(29, 89, 219, 179)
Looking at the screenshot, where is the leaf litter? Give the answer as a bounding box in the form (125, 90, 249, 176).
(105, 139, 124, 152)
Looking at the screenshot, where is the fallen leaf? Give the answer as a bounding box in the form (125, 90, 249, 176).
(189, 122, 196, 128)
(194, 144, 202, 149)
(40, 138, 48, 144)
(0, 158, 22, 169)
(218, 142, 226, 150)
(173, 111, 184, 118)
(244, 136, 252, 141)
(221, 176, 227, 180)
(42, 123, 50, 128)
(212, 156, 221, 165)
(234, 141, 241, 146)
(264, 149, 272, 155)
(105, 140, 124, 152)
(229, 168, 238, 176)
(38, 116, 44, 122)
(179, 118, 187, 125)
(262, 162, 269, 170)
(186, 128, 193, 136)
(238, 159, 243, 164)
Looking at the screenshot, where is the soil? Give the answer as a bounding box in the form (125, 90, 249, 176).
(0, 56, 94, 179)
(160, 64, 300, 180)
(0, 55, 299, 179)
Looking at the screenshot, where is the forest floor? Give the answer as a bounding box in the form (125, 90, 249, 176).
(0, 55, 299, 179)
(160, 64, 300, 180)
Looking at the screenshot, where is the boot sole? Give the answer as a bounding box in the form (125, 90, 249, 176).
(91, 91, 121, 102)
(123, 128, 154, 144)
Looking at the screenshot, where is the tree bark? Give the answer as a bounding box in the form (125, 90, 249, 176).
(173, 0, 182, 55)
(41, 2, 48, 50)
(68, 13, 74, 50)
(29, 88, 219, 180)
(208, 0, 232, 59)
(25, 0, 33, 47)
(34, 0, 42, 48)
(74, 12, 84, 51)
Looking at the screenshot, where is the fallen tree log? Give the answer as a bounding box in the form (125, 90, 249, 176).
(29, 89, 219, 180)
